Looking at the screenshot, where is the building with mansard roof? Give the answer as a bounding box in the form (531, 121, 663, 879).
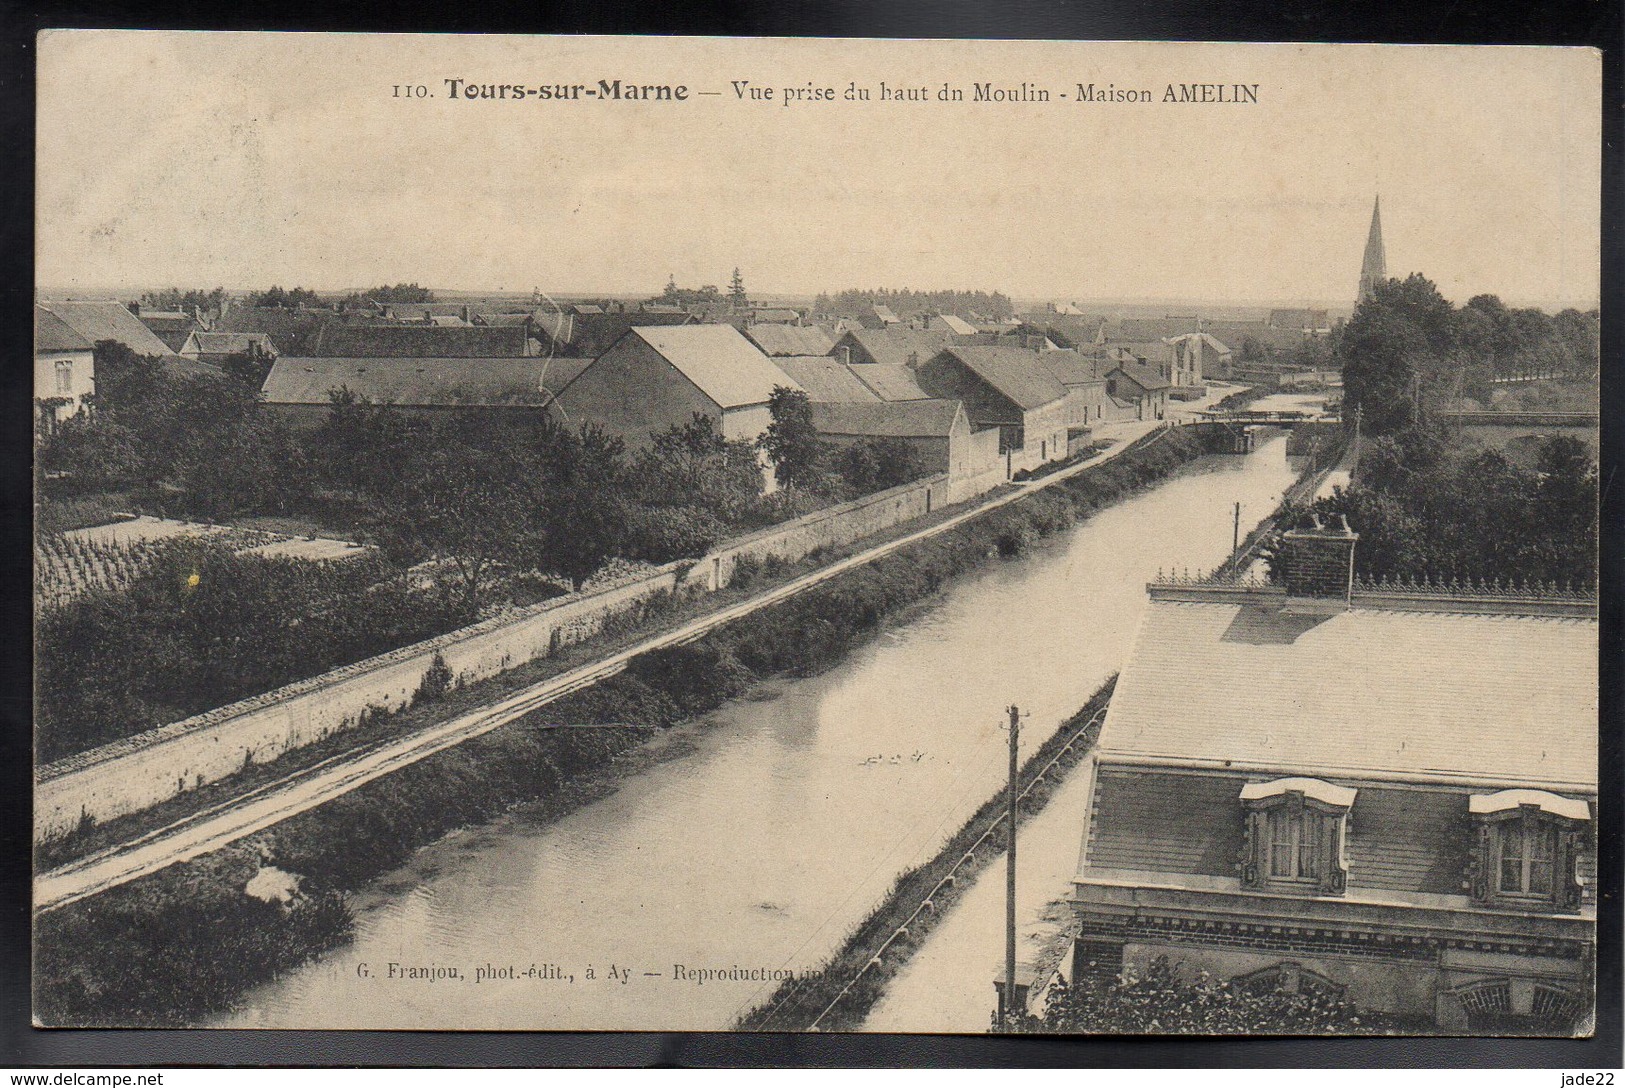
(1066, 515, 1597, 1033)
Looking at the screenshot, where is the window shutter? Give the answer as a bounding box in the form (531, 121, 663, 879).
(1240, 807, 1265, 890)
(1317, 810, 1346, 895)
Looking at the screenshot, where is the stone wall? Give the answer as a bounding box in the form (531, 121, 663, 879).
(37, 471, 984, 843)
(677, 473, 952, 593)
(35, 568, 687, 841)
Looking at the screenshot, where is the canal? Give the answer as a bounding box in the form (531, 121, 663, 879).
(220, 429, 1310, 1031)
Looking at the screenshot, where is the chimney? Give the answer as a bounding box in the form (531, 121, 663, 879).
(1279, 513, 1358, 608)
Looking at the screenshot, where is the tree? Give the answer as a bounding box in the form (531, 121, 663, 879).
(834, 437, 926, 495)
(1001, 956, 1409, 1035)
(649, 280, 721, 309)
(310, 389, 427, 498)
(1338, 273, 1454, 436)
(139, 287, 225, 315)
(531, 422, 630, 589)
(758, 387, 825, 490)
(729, 267, 748, 310)
(1270, 432, 1596, 589)
(633, 415, 763, 525)
(369, 435, 538, 620)
(341, 283, 437, 307)
(220, 347, 275, 389)
(248, 285, 322, 309)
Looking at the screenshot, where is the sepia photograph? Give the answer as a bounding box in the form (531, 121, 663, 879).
(29, 32, 1602, 1040)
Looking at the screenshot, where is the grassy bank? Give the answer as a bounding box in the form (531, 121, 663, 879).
(735, 678, 1115, 1032)
(35, 426, 1217, 1027)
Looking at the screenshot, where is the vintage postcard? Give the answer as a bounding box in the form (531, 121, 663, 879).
(32, 32, 1600, 1035)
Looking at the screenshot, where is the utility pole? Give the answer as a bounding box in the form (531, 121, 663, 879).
(1003, 703, 1020, 1025)
(1231, 501, 1242, 576)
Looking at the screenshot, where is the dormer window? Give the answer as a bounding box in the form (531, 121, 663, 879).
(1469, 790, 1588, 913)
(1239, 778, 1356, 896)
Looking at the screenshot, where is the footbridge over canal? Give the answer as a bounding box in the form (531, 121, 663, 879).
(1187, 410, 1343, 456)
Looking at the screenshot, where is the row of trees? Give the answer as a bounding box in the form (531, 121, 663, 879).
(317, 388, 924, 616)
(652, 268, 750, 310)
(341, 283, 438, 306)
(138, 287, 225, 314)
(1340, 275, 1598, 435)
(1282, 429, 1596, 588)
(38, 351, 926, 620)
(812, 287, 1015, 321)
(1284, 272, 1599, 590)
(245, 285, 323, 309)
(38, 342, 302, 518)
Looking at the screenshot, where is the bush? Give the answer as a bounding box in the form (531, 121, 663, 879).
(415, 653, 454, 704)
(35, 549, 462, 761)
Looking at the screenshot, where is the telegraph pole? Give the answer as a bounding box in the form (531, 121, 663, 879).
(1004, 703, 1020, 1025)
(1231, 501, 1242, 575)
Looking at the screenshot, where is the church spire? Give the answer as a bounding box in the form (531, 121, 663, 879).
(1357, 196, 1387, 304)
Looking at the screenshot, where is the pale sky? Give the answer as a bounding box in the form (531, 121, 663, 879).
(36, 33, 1601, 308)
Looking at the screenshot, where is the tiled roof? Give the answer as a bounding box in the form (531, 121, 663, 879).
(773, 356, 880, 403)
(935, 346, 1068, 411)
(1110, 317, 1201, 342)
(935, 314, 977, 336)
(1203, 320, 1302, 354)
(1269, 308, 1331, 330)
(1097, 596, 1598, 791)
(1168, 332, 1234, 355)
(560, 311, 694, 357)
(1109, 340, 1176, 365)
(183, 332, 276, 357)
(848, 363, 931, 402)
(1111, 359, 1173, 392)
(214, 307, 338, 355)
(743, 323, 835, 357)
(535, 355, 595, 396)
(751, 309, 801, 324)
(38, 301, 175, 357)
(628, 324, 800, 409)
(35, 306, 93, 353)
(137, 312, 200, 333)
(473, 312, 536, 327)
(1037, 349, 1110, 387)
(810, 398, 964, 439)
(384, 303, 468, 321)
(1023, 314, 1108, 348)
(262, 357, 554, 407)
(836, 328, 950, 369)
(309, 323, 531, 358)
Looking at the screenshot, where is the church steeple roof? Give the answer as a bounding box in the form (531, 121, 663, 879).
(1357, 196, 1387, 304)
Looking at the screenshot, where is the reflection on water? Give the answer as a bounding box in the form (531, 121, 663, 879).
(220, 433, 1306, 1030)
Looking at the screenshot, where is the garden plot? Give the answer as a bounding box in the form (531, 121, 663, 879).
(37, 515, 370, 609)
